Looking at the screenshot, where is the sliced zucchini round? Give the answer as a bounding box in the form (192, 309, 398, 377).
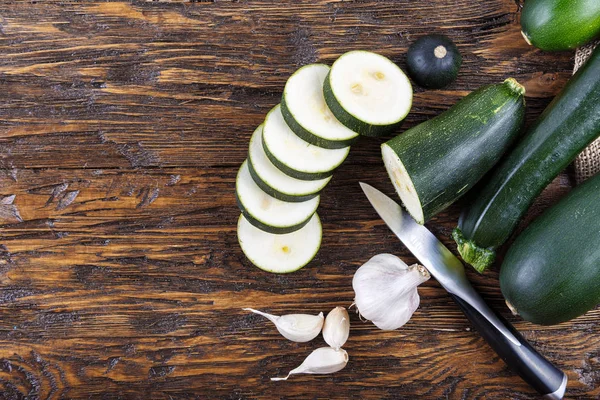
(237, 213, 322, 273)
(262, 105, 350, 181)
(248, 124, 331, 202)
(236, 160, 319, 234)
(323, 50, 413, 137)
(281, 64, 359, 149)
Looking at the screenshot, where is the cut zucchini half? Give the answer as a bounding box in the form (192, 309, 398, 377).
(248, 124, 331, 202)
(324, 50, 413, 137)
(236, 160, 319, 234)
(381, 79, 525, 226)
(262, 105, 350, 181)
(237, 213, 322, 273)
(381, 143, 424, 224)
(281, 64, 359, 149)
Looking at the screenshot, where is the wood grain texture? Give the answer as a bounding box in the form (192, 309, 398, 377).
(0, 1, 596, 399)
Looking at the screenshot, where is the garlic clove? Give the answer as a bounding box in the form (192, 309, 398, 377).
(352, 254, 430, 331)
(271, 347, 349, 381)
(322, 306, 350, 350)
(243, 308, 324, 342)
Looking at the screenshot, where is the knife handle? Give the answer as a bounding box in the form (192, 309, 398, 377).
(449, 293, 567, 399)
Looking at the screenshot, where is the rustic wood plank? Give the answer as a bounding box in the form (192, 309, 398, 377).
(1, 0, 571, 171)
(1, 0, 596, 399)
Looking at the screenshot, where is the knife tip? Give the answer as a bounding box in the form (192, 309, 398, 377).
(359, 182, 376, 195)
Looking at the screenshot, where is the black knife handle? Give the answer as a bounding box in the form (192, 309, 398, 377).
(449, 293, 567, 399)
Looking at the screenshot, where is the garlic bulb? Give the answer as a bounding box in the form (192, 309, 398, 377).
(352, 253, 430, 330)
(243, 308, 324, 342)
(322, 306, 350, 350)
(271, 347, 348, 381)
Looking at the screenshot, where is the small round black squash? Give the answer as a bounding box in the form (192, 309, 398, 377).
(406, 34, 462, 89)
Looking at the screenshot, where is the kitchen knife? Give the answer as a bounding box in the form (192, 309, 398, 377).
(360, 182, 567, 399)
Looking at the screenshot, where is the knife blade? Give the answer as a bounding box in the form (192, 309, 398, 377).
(359, 182, 517, 342)
(360, 182, 567, 399)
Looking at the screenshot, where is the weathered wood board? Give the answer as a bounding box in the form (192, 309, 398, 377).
(1, 1, 597, 398)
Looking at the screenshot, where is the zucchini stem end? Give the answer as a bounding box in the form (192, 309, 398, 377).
(452, 228, 496, 273)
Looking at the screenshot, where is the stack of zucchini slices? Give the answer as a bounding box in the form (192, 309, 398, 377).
(237, 51, 413, 273)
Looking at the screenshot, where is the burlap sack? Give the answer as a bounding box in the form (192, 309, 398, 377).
(573, 41, 600, 183)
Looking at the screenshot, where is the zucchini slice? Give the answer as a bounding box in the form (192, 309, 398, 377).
(323, 50, 412, 137)
(281, 64, 359, 149)
(262, 105, 350, 181)
(382, 78, 525, 224)
(248, 124, 331, 202)
(236, 160, 319, 234)
(237, 213, 322, 273)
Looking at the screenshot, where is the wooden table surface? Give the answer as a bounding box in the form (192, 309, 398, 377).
(1, 1, 598, 399)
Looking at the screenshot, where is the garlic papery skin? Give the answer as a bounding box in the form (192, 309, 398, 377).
(271, 347, 348, 381)
(352, 253, 430, 331)
(243, 308, 324, 342)
(322, 306, 350, 350)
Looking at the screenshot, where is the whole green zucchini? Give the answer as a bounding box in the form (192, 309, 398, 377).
(382, 78, 525, 224)
(520, 0, 600, 51)
(454, 44, 600, 273)
(500, 173, 600, 325)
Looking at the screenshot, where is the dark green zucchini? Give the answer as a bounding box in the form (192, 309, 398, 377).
(454, 44, 600, 273)
(406, 34, 462, 89)
(520, 0, 600, 51)
(500, 173, 600, 325)
(381, 78, 525, 224)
